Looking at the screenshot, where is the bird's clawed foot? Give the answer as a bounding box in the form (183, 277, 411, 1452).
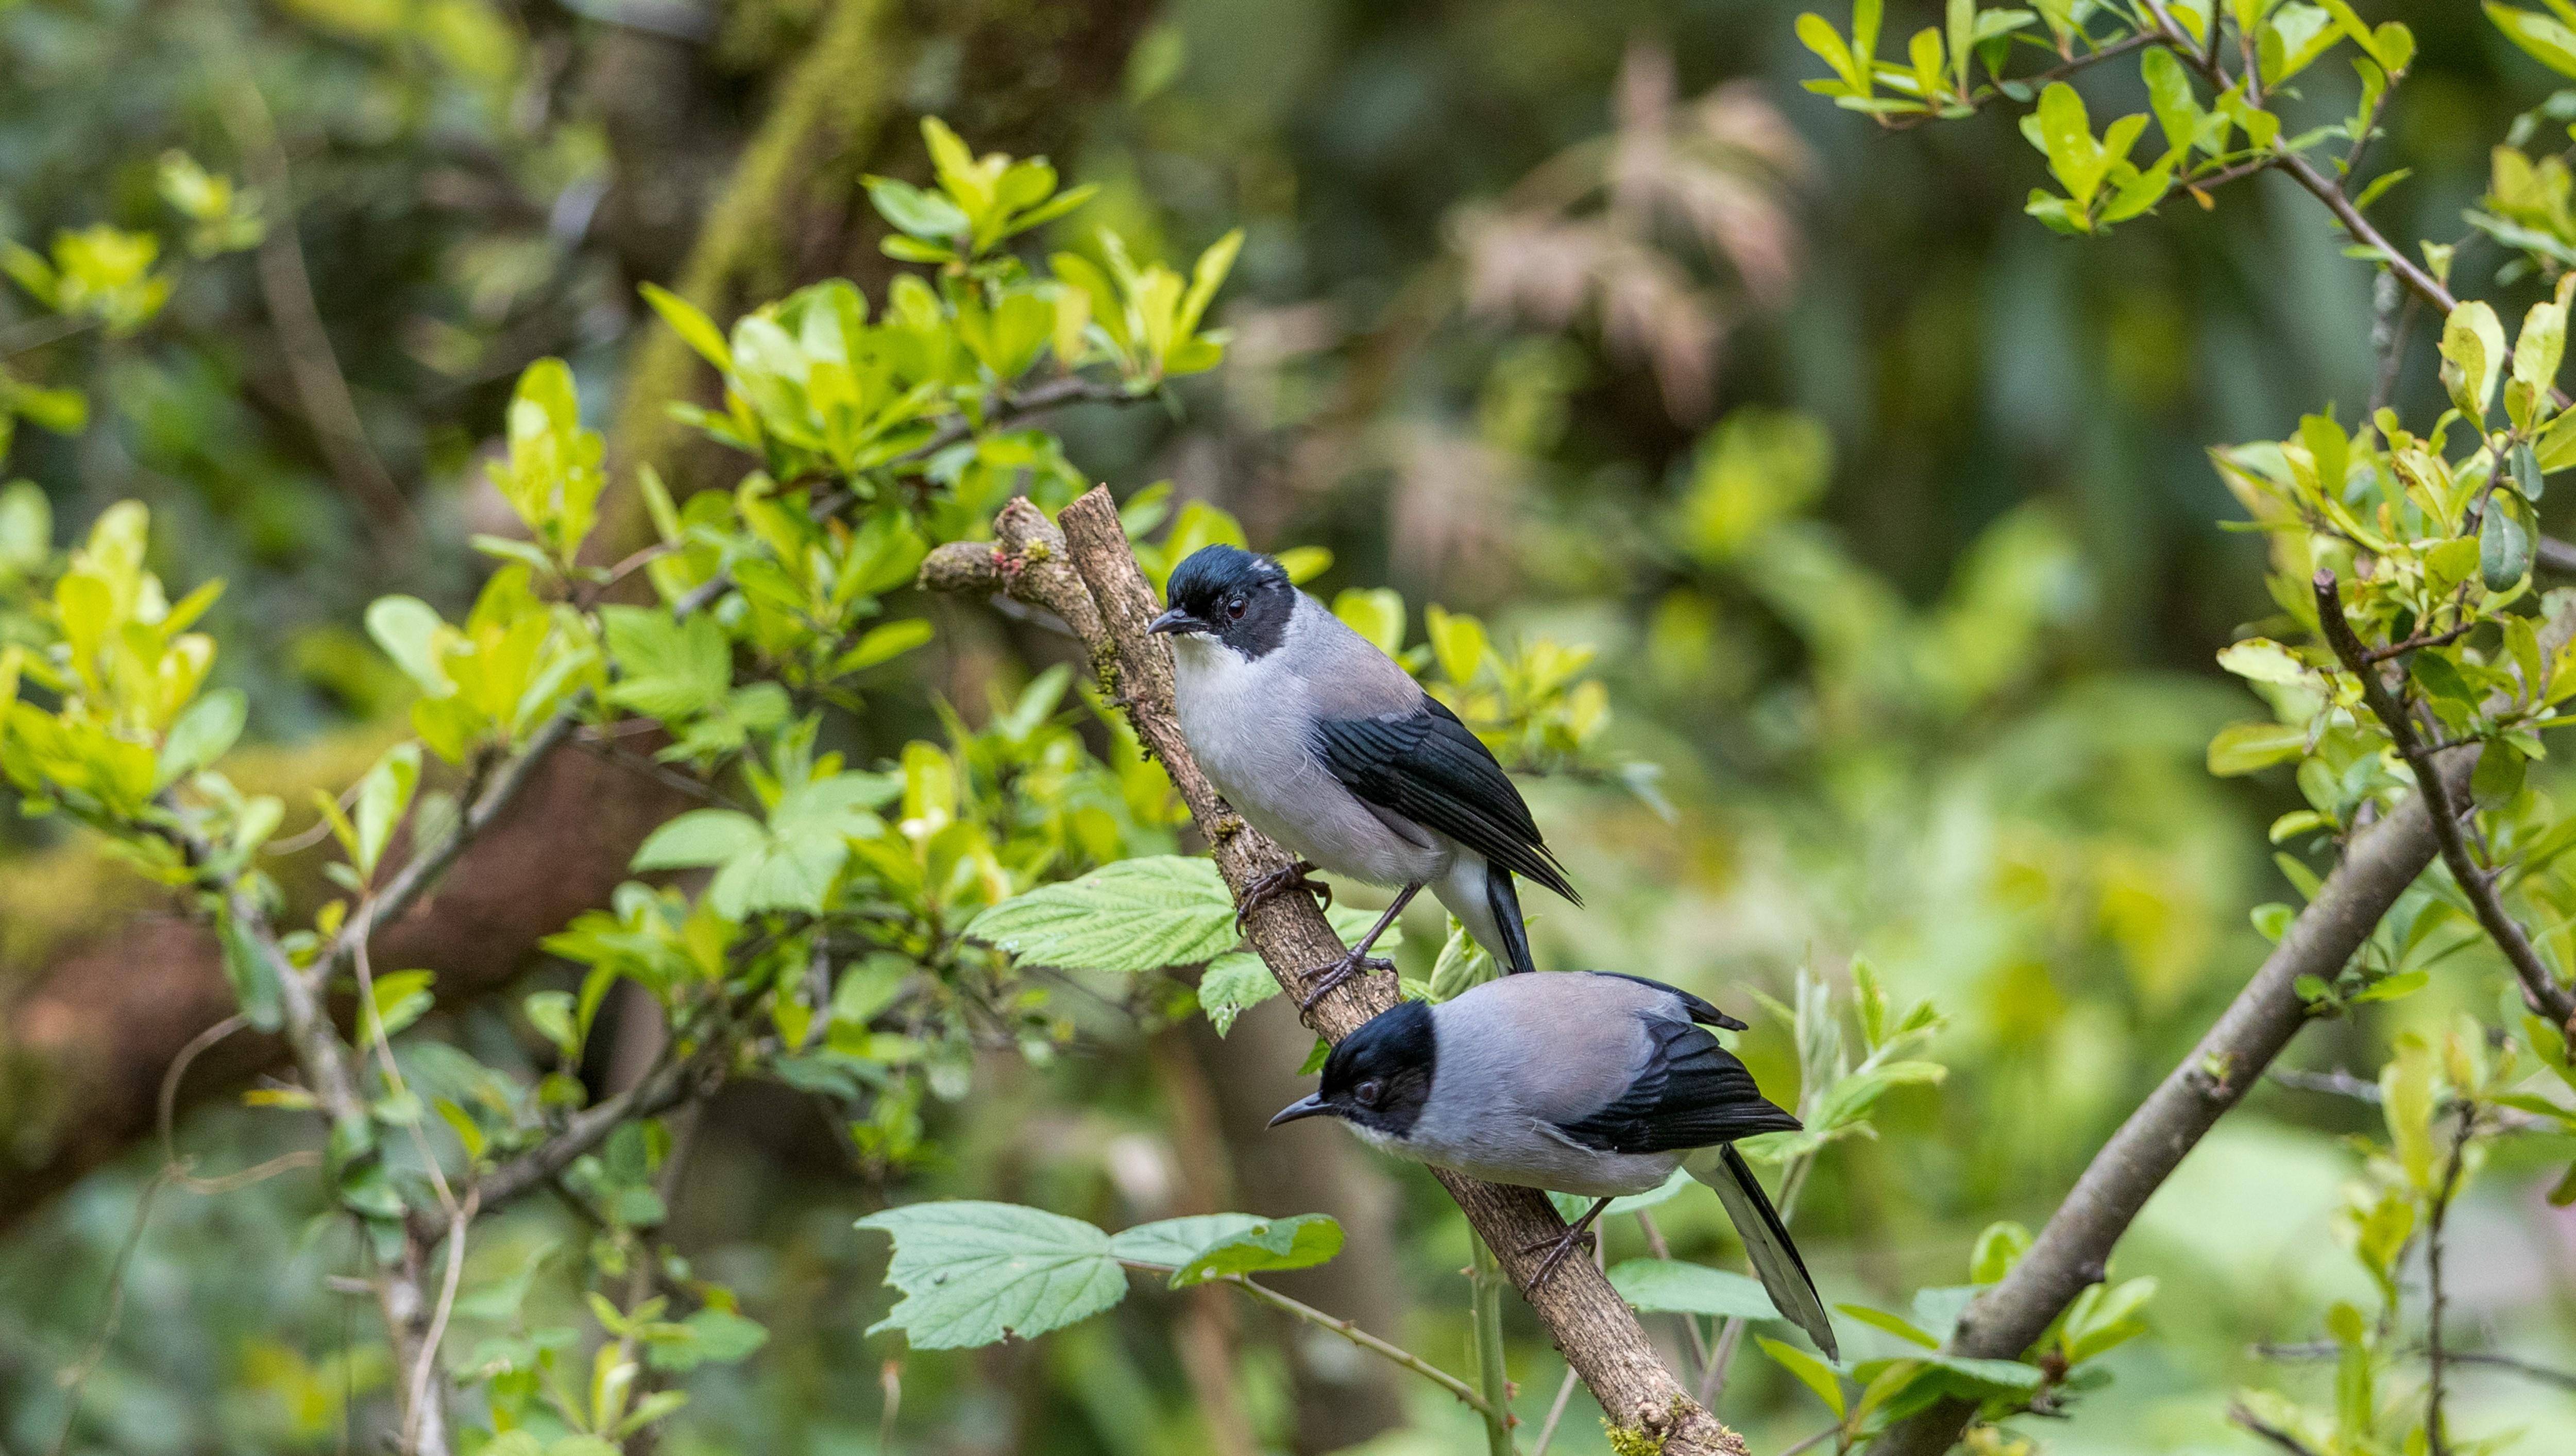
(1240, 859, 1331, 930)
(1296, 948, 1393, 1009)
(1520, 1196, 1614, 1289)
(1519, 1227, 1598, 1288)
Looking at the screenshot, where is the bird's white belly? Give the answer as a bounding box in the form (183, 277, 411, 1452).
(1172, 640, 1449, 888)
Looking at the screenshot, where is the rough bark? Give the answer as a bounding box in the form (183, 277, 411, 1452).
(925, 490, 1750, 1456)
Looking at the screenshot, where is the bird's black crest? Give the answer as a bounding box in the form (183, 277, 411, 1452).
(1164, 545, 1295, 658)
(1319, 998, 1436, 1137)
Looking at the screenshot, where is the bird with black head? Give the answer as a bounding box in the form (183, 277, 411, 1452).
(1150, 544, 1577, 1006)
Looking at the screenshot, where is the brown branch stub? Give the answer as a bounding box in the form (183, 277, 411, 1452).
(2310, 571, 2576, 1027)
(928, 485, 1748, 1456)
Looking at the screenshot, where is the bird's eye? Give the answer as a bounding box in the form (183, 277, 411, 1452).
(1354, 1078, 1384, 1105)
(1226, 597, 1248, 621)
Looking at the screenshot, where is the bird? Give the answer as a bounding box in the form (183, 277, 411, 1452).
(1266, 970, 1836, 1357)
(1150, 544, 1577, 1006)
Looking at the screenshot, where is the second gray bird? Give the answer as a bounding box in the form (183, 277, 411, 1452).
(1267, 970, 1837, 1357)
(1150, 545, 1576, 1004)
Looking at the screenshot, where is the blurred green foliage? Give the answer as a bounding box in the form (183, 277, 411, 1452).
(10, 2, 2576, 1455)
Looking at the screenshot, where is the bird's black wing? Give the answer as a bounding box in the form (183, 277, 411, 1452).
(1310, 697, 1577, 902)
(1586, 971, 1750, 1031)
(1550, 1017, 1800, 1155)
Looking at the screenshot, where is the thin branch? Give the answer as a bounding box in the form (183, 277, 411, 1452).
(929, 490, 1749, 1456)
(1219, 1273, 1494, 1414)
(2423, 1106, 2472, 1456)
(1636, 1209, 1713, 1381)
(1870, 745, 2472, 1456)
(2230, 1403, 2327, 1456)
(402, 1189, 478, 1453)
(215, 66, 416, 551)
(2312, 571, 2576, 1030)
(332, 707, 583, 977)
(414, 1050, 716, 1245)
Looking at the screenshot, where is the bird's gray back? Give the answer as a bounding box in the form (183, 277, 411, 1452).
(1388, 974, 1687, 1198)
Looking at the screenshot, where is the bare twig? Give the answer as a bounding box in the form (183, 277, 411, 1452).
(215, 67, 415, 550)
(46, 1169, 172, 1456)
(930, 488, 1749, 1456)
(334, 707, 584, 975)
(2423, 1107, 2472, 1456)
(2312, 571, 2576, 1030)
(2230, 1403, 2326, 1456)
(1218, 1272, 1494, 1414)
(1637, 1210, 1713, 1381)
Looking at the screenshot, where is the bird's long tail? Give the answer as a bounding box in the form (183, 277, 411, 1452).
(1689, 1143, 1837, 1358)
(1485, 868, 1538, 976)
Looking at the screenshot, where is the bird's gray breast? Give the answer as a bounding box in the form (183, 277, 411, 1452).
(1168, 622, 1448, 889)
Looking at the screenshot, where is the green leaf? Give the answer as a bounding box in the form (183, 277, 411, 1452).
(602, 606, 732, 721)
(2474, 739, 2528, 808)
(833, 619, 934, 676)
(1108, 1213, 1265, 1269)
(2491, 3, 2576, 80)
(2035, 82, 2107, 207)
(1837, 1302, 1939, 1347)
(2441, 299, 2508, 419)
(218, 906, 284, 1033)
(638, 283, 732, 373)
(1197, 951, 1280, 1035)
(2216, 638, 2311, 684)
(966, 855, 1241, 973)
(646, 1309, 769, 1373)
(1607, 1259, 1783, 1321)
(632, 809, 766, 871)
(1971, 1220, 2031, 1282)
(1331, 587, 1407, 657)
(2483, 500, 2533, 590)
(2208, 720, 2308, 776)
(1758, 1335, 1846, 1417)
(1166, 1213, 1343, 1287)
(855, 1201, 1127, 1348)
(865, 178, 971, 242)
(366, 596, 452, 696)
(158, 687, 245, 785)
(2142, 46, 2204, 158)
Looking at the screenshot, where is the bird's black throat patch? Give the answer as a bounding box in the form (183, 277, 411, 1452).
(1319, 998, 1435, 1137)
(1165, 544, 1293, 660)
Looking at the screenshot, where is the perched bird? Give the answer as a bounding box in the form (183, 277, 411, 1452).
(1150, 544, 1576, 1005)
(1267, 971, 1836, 1357)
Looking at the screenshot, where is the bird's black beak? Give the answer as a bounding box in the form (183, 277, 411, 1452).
(1148, 607, 1195, 636)
(1267, 1092, 1332, 1127)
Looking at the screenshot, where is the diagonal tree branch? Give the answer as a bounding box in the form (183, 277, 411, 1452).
(1870, 743, 2474, 1456)
(928, 489, 1751, 1456)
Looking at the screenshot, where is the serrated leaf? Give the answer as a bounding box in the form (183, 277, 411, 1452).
(967, 855, 1240, 972)
(1198, 952, 1280, 1035)
(1108, 1213, 1265, 1269)
(856, 1201, 1127, 1348)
